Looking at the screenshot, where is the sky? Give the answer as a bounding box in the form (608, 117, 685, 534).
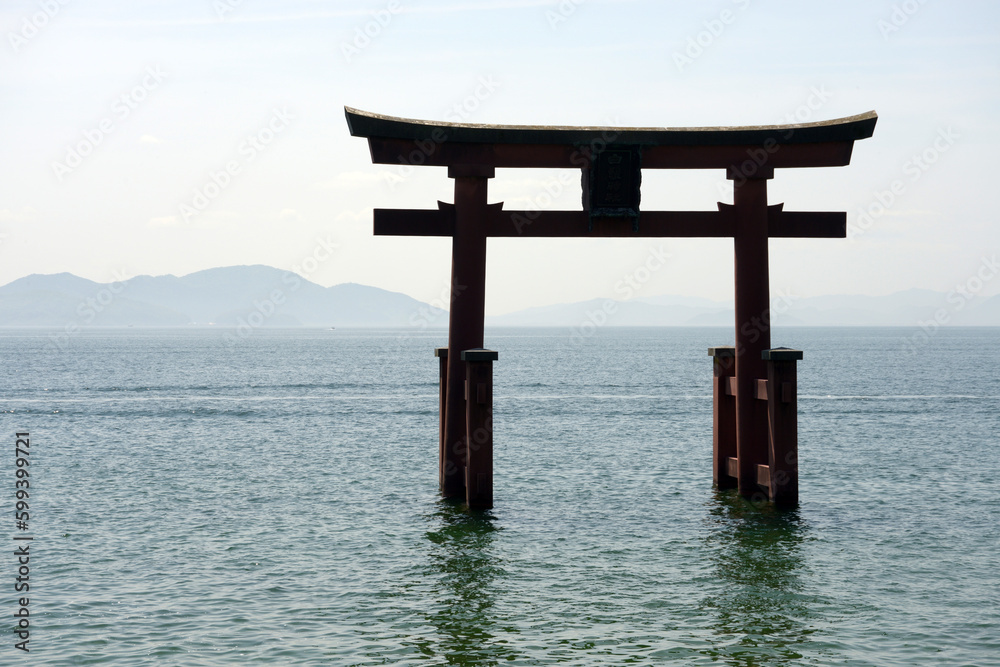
(1, 0, 998, 316)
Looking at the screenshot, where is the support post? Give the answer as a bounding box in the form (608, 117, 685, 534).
(729, 168, 773, 500)
(434, 347, 448, 491)
(709, 346, 737, 489)
(462, 349, 497, 509)
(763, 348, 801, 508)
(441, 166, 493, 498)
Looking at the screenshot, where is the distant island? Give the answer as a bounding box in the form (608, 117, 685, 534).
(0, 265, 430, 328)
(1, 265, 998, 327)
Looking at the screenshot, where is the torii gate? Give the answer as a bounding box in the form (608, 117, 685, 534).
(346, 107, 876, 509)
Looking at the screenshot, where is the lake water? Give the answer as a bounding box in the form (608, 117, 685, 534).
(1, 326, 997, 665)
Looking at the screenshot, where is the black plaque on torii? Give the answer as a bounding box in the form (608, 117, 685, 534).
(583, 145, 642, 230)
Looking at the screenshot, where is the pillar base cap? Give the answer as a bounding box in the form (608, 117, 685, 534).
(762, 347, 803, 361)
(461, 348, 498, 362)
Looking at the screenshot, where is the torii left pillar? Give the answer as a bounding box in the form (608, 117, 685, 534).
(731, 167, 772, 501)
(440, 165, 493, 504)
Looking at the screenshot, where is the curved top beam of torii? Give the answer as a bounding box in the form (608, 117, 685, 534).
(345, 107, 877, 170)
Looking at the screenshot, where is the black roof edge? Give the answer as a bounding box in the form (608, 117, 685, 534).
(345, 107, 877, 147)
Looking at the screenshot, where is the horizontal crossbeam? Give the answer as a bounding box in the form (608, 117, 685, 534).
(373, 206, 845, 239)
(366, 137, 860, 170)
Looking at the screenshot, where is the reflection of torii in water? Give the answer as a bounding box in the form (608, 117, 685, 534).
(347, 107, 877, 510)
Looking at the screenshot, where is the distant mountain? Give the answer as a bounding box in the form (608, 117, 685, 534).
(954, 294, 1000, 326)
(3, 268, 998, 328)
(0, 266, 434, 328)
(486, 289, 1000, 327)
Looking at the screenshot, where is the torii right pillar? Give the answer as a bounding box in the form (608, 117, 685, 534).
(731, 167, 773, 503)
(724, 165, 801, 508)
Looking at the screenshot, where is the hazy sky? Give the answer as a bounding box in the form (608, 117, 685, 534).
(1, 0, 998, 315)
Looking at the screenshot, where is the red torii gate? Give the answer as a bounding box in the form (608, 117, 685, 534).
(346, 107, 876, 509)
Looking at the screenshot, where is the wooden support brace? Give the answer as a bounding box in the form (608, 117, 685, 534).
(727, 457, 739, 479)
(762, 348, 802, 508)
(709, 347, 738, 488)
(462, 349, 498, 509)
(756, 379, 769, 401)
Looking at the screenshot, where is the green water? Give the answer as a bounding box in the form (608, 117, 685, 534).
(0, 327, 997, 665)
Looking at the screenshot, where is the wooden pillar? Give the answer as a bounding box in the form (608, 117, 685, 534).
(462, 349, 497, 509)
(709, 346, 737, 489)
(441, 166, 492, 498)
(763, 348, 801, 508)
(730, 167, 773, 500)
(434, 347, 448, 491)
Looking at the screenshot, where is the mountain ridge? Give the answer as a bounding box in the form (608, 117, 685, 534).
(1, 267, 998, 327)
(0, 266, 431, 328)
(485, 288, 1000, 327)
